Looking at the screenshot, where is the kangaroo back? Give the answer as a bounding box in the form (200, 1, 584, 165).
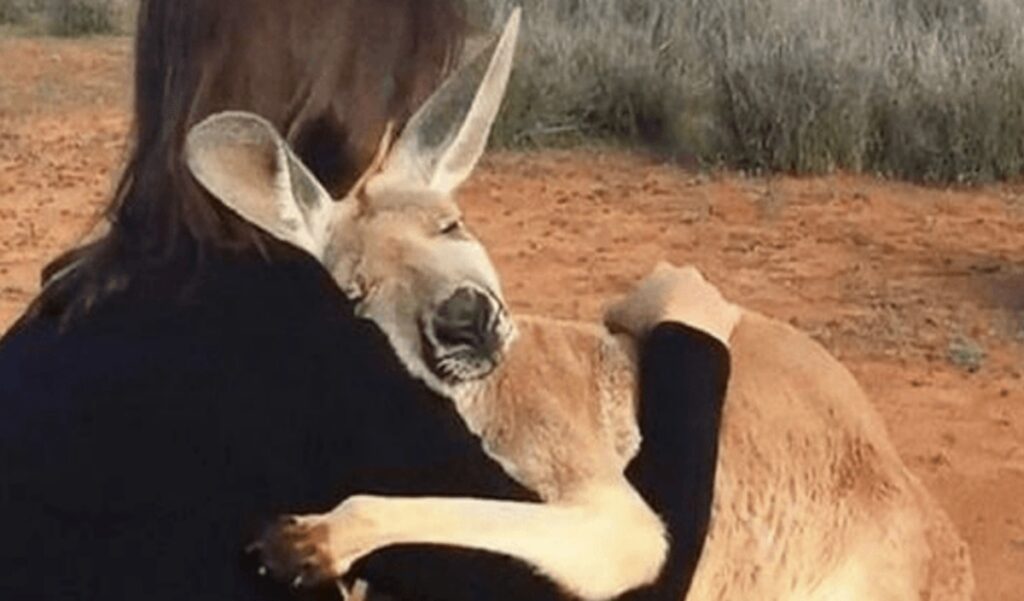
(685, 312, 974, 600)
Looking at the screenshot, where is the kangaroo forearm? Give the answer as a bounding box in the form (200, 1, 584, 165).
(333, 490, 667, 601)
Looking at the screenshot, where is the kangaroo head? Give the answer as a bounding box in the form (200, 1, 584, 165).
(184, 10, 521, 395)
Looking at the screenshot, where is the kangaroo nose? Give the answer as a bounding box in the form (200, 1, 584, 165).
(433, 288, 499, 353)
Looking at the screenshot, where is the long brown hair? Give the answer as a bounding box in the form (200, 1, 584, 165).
(35, 0, 466, 321)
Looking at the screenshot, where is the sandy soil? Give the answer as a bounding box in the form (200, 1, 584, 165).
(1, 36, 1022, 600)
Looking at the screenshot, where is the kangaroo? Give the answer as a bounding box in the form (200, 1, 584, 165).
(184, 11, 974, 601)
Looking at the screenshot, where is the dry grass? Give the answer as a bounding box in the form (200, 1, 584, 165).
(0, 0, 29, 24)
(472, 0, 1024, 183)
(45, 0, 118, 36)
(0, 0, 131, 35)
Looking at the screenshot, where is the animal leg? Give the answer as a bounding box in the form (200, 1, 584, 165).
(255, 486, 667, 601)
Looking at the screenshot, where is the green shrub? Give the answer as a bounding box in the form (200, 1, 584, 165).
(46, 0, 117, 36)
(948, 334, 986, 373)
(471, 0, 1024, 183)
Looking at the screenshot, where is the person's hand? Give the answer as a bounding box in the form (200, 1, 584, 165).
(604, 262, 741, 346)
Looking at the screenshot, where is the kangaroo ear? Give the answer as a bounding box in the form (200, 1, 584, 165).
(185, 111, 335, 258)
(368, 8, 521, 196)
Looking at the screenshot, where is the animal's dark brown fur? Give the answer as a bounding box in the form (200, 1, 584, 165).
(36, 0, 466, 321)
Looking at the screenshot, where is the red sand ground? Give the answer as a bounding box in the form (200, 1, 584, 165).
(1, 37, 1022, 600)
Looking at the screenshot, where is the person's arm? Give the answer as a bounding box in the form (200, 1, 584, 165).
(620, 323, 730, 601)
(353, 546, 568, 601)
(603, 263, 736, 601)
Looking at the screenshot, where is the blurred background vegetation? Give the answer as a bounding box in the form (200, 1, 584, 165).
(0, 0, 130, 36)
(2, 0, 1023, 184)
(469, 0, 1024, 184)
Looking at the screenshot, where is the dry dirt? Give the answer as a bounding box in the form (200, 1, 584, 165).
(1, 36, 1022, 601)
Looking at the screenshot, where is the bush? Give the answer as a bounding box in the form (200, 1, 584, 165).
(46, 0, 117, 36)
(470, 0, 1024, 183)
(0, 0, 27, 24)
(948, 334, 986, 373)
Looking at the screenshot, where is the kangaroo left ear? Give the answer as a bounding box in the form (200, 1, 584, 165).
(185, 111, 335, 259)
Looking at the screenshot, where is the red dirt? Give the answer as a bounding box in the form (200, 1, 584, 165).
(1, 36, 1022, 601)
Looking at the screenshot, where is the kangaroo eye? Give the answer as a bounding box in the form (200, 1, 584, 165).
(440, 220, 463, 236)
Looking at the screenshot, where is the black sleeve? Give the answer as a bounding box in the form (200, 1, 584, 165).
(0, 296, 568, 601)
(621, 323, 731, 601)
(351, 547, 567, 601)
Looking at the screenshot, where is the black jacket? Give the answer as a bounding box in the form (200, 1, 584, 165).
(0, 250, 729, 601)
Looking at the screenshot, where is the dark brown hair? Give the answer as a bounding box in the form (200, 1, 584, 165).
(36, 0, 466, 320)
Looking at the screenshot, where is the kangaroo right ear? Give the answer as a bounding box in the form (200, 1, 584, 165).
(185, 111, 335, 258)
(366, 8, 521, 197)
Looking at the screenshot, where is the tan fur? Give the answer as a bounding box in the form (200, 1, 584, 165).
(264, 305, 973, 601)
(445, 310, 974, 600)
(688, 311, 972, 600)
(184, 9, 972, 596)
(455, 317, 639, 499)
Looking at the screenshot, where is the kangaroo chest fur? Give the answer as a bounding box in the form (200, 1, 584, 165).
(446, 316, 641, 501)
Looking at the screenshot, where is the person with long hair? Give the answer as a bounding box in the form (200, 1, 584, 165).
(0, 2, 731, 599)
